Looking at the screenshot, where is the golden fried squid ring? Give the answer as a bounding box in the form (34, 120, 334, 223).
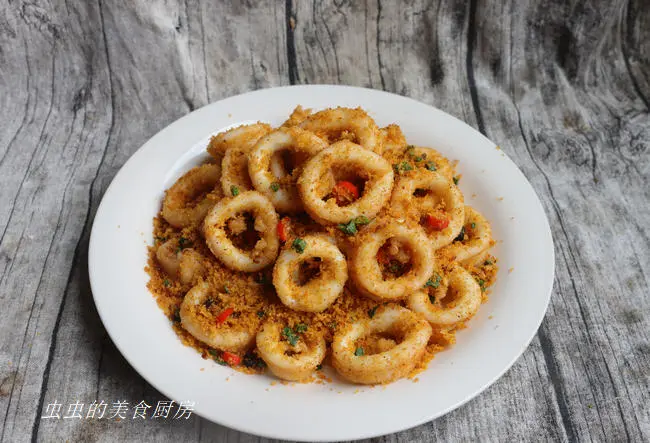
(156, 238, 206, 285)
(350, 222, 434, 301)
(407, 146, 455, 182)
(161, 163, 221, 228)
(220, 124, 274, 195)
(180, 282, 257, 352)
(297, 141, 394, 225)
(407, 265, 482, 326)
(207, 122, 272, 159)
(281, 105, 312, 127)
(299, 107, 383, 154)
(390, 169, 464, 250)
(273, 235, 348, 312)
(256, 321, 326, 381)
(331, 305, 432, 384)
(438, 206, 493, 264)
(203, 191, 279, 272)
(248, 127, 328, 213)
(379, 124, 407, 152)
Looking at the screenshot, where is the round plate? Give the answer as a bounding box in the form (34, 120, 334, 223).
(89, 85, 554, 441)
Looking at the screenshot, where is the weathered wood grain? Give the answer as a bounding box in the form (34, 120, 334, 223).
(0, 0, 647, 442)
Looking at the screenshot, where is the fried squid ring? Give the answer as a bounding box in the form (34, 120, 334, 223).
(161, 163, 221, 228)
(331, 304, 432, 384)
(156, 239, 206, 285)
(407, 265, 482, 326)
(180, 282, 257, 352)
(256, 321, 326, 381)
(350, 222, 434, 301)
(281, 105, 312, 127)
(390, 169, 464, 250)
(203, 191, 279, 272)
(220, 124, 274, 195)
(297, 141, 394, 225)
(379, 124, 407, 152)
(273, 235, 347, 312)
(299, 107, 383, 154)
(207, 122, 272, 159)
(438, 206, 493, 264)
(248, 127, 328, 213)
(408, 146, 455, 182)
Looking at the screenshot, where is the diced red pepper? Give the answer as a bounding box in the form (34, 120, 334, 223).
(425, 214, 450, 231)
(277, 217, 290, 242)
(332, 181, 359, 205)
(222, 351, 241, 366)
(216, 307, 234, 325)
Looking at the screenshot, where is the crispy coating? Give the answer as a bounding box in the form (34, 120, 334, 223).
(147, 106, 499, 384)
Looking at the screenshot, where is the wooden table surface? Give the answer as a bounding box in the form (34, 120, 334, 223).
(1, 1, 648, 441)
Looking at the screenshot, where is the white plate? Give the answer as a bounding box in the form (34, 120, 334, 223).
(89, 85, 554, 442)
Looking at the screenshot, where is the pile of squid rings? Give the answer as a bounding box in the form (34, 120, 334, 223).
(154, 106, 496, 385)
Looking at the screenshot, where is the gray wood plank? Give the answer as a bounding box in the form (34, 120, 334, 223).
(0, 0, 647, 442)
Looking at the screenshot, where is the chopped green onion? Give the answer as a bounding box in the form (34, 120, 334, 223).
(425, 162, 437, 171)
(337, 220, 358, 236)
(425, 273, 442, 288)
(282, 327, 299, 346)
(354, 347, 365, 356)
(453, 176, 459, 185)
(230, 185, 240, 196)
(368, 306, 378, 318)
(354, 215, 371, 225)
(270, 182, 280, 192)
(292, 238, 307, 253)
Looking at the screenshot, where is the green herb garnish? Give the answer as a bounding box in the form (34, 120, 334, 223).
(292, 238, 307, 253)
(368, 306, 378, 318)
(270, 182, 280, 192)
(295, 323, 308, 333)
(414, 155, 424, 162)
(477, 278, 486, 291)
(208, 349, 228, 366)
(454, 226, 466, 242)
(484, 260, 493, 265)
(163, 279, 171, 287)
(223, 284, 230, 294)
(354, 347, 365, 356)
(337, 220, 358, 236)
(171, 307, 181, 323)
(453, 176, 459, 185)
(425, 162, 437, 171)
(231, 185, 240, 196)
(400, 161, 413, 171)
(354, 215, 371, 225)
(471, 222, 476, 229)
(316, 364, 323, 370)
(425, 273, 442, 288)
(256, 310, 265, 318)
(282, 327, 299, 346)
